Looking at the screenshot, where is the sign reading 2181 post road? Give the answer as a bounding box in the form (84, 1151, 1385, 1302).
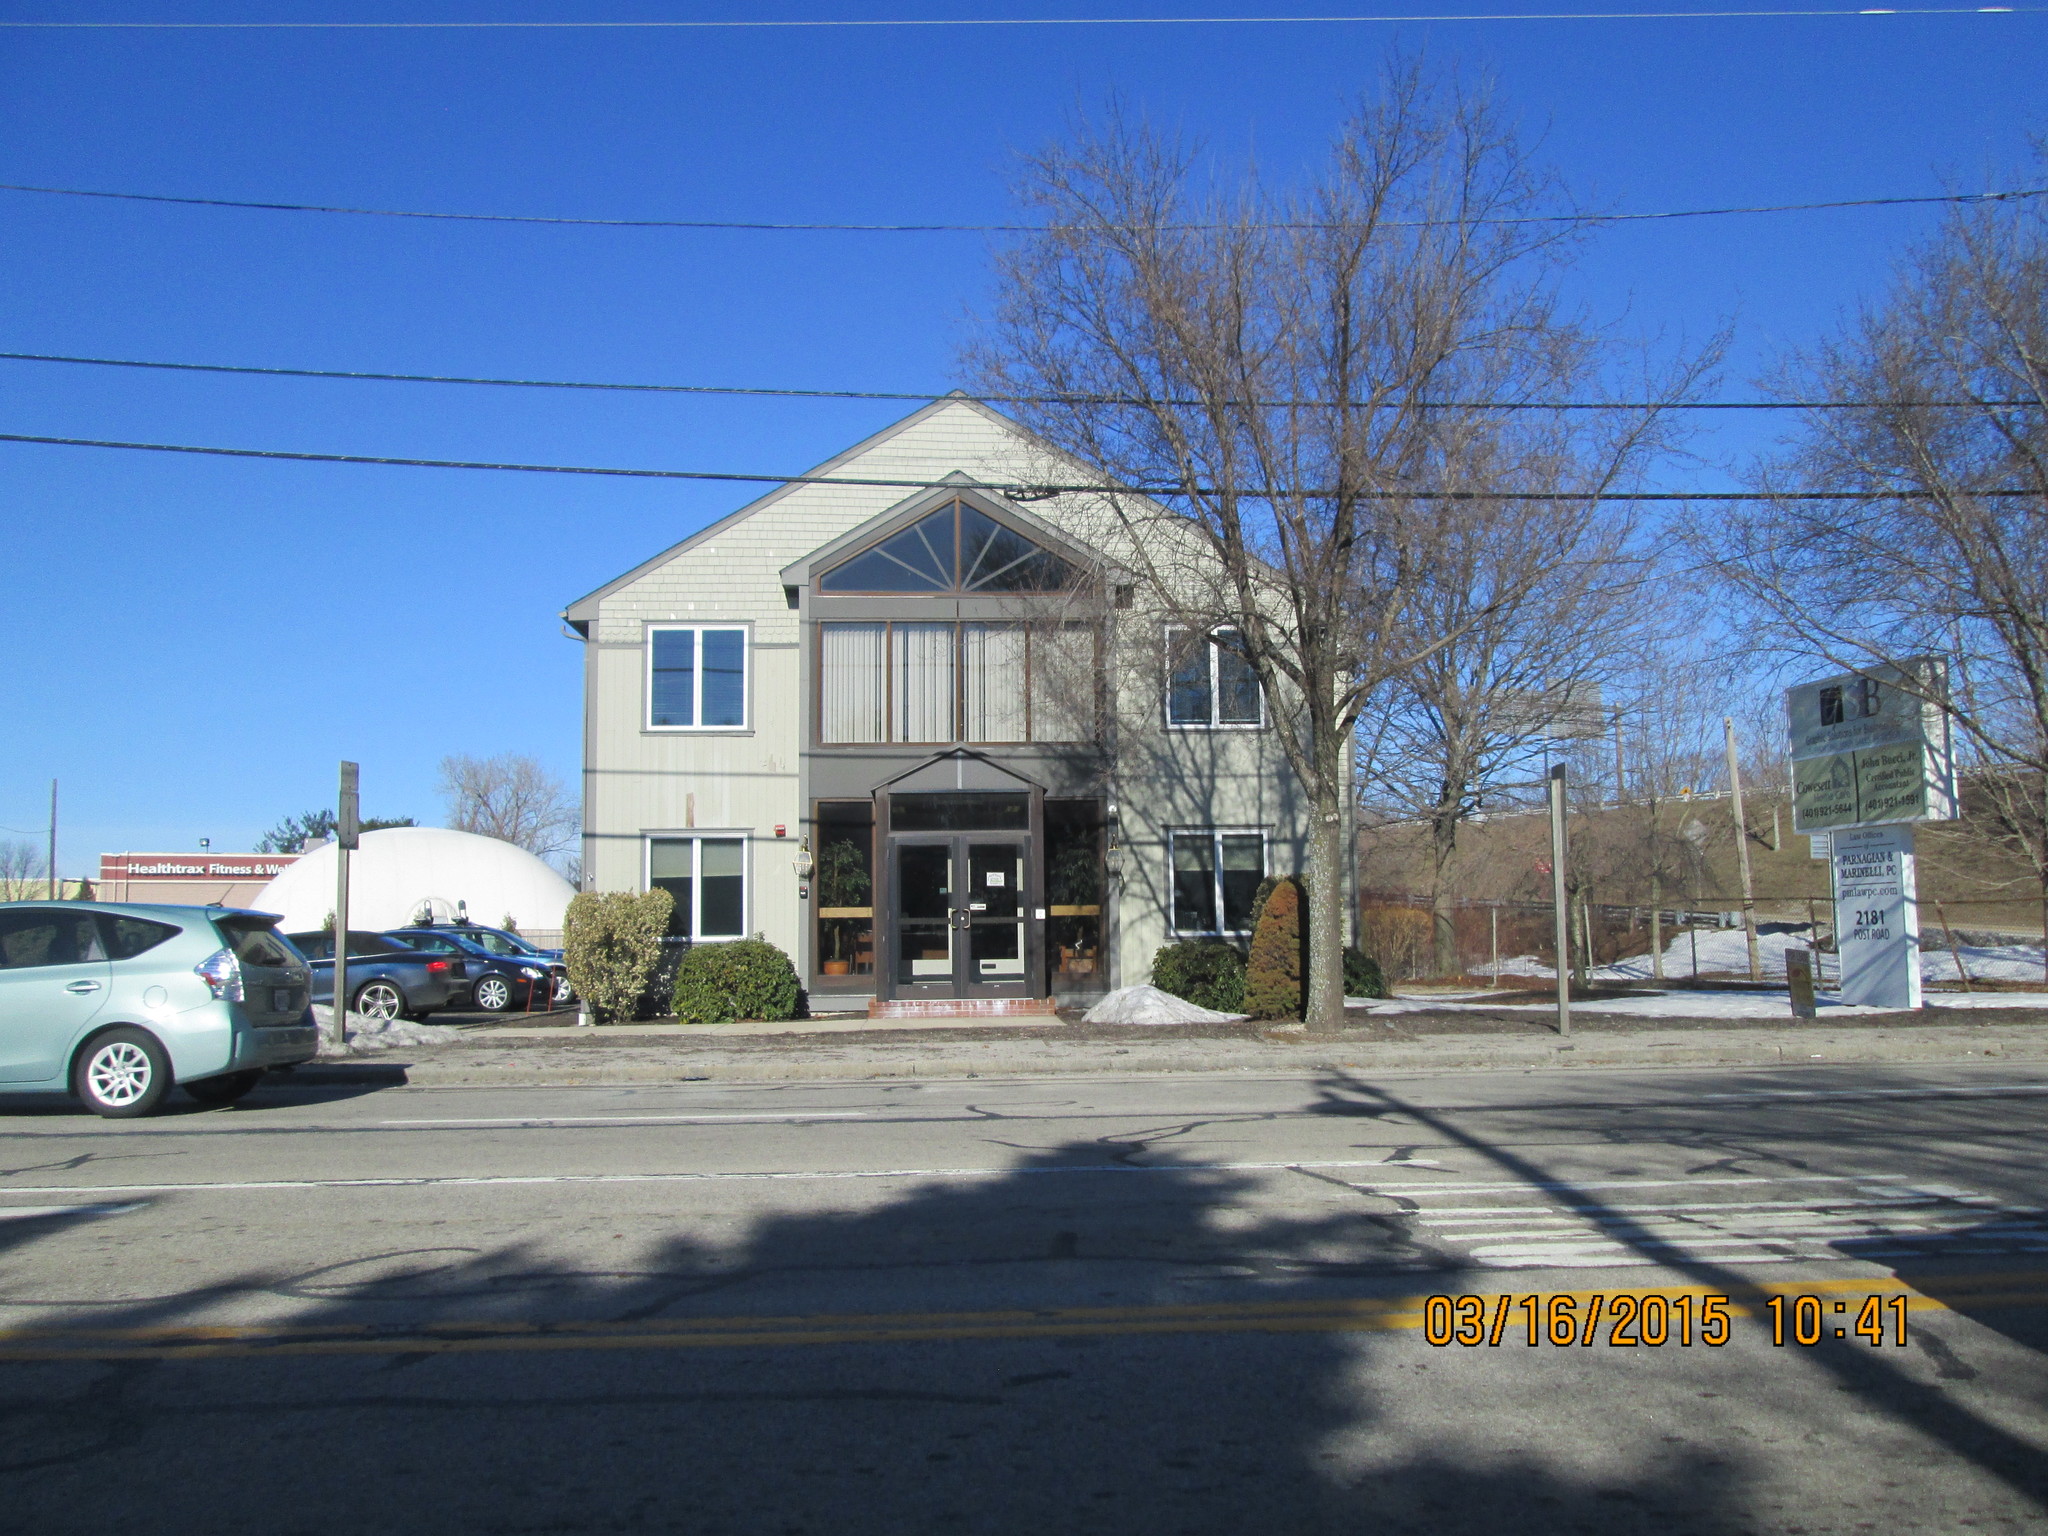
(1785, 657, 1958, 1011)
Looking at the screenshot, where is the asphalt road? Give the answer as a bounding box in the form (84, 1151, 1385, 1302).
(0, 1063, 2042, 1534)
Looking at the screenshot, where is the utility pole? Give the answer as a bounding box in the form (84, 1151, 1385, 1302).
(1548, 765, 1572, 1037)
(46, 780, 57, 900)
(1723, 717, 1762, 982)
(332, 762, 360, 1050)
(1650, 872, 1665, 981)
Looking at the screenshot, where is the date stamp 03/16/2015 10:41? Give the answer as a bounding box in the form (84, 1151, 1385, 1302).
(1423, 1292, 1910, 1349)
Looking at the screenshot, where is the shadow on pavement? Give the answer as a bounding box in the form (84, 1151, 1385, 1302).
(0, 1068, 2039, 1531)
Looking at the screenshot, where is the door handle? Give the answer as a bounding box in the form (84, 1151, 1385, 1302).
(65, 980, 102, 994)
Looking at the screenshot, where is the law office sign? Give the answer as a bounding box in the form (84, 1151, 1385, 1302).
(1786, 657, 1958, 833)
(1831, 824, 1922, 1010)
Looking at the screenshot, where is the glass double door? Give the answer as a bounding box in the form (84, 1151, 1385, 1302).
(892, 835, 1033, 998)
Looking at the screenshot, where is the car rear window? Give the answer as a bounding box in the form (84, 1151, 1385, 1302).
(213, 917, 298, 969)
(0, 909, 104, 969)
(98, 914, 181, 960)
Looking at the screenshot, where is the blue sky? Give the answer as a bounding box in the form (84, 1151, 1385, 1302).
(0, 2, 2040, 866)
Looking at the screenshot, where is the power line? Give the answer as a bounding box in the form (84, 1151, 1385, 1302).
(0, 6, 2034, 23)
(0, 428, 2034, 499)
(1, 349, 2037, 410)
(0, 179, 2039, 233)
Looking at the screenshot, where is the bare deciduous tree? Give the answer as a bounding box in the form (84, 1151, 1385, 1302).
(971, 64, 1692, 1028)
(1359, 485, 1676, 974)
(439, 754, 580, 862)
(0, 839, 45, 902)
(1710, 163, 2048, 934)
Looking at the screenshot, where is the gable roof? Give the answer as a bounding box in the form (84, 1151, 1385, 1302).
(776, 473, 1106, 588)
(559, 393, 1156, 632)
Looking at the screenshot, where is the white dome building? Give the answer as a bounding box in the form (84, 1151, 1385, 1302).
(253, 827, 576, 936)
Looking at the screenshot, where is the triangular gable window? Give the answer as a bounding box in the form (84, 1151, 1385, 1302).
(820, 499, 1076, 593)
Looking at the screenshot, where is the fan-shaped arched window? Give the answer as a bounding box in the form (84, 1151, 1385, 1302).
(819, 500, 1075, 594)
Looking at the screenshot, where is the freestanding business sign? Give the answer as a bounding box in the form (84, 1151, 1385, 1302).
(1787, 657, 1957, 833)
(1830, 825, 1922, 1009)
(1784, 658, 1956, 1011)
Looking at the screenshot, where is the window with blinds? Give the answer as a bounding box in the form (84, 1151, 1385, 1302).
(818, 622, 1094, 745)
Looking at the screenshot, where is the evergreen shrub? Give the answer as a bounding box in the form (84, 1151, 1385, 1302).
(1344, 946, 1390, 1000)
(1150, 938, 1247, 1013)
(672, 938, 802, 1023)
(1243, 878, 1307, 1019)
(564, 889, 673, 1023)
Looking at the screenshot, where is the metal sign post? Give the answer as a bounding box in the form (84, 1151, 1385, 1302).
(331, 762, 360, 1049)
(1548, 765, 1571, 1037)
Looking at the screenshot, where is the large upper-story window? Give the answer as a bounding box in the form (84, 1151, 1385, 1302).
(1166, 625, 1263, 728)
(819, 500, 1076, 593)
(820, 622, 1093, 745)
(649, 625, 747, 730)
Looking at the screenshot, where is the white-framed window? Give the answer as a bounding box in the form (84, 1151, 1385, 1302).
(1166, 625, 1263, 728)
(1169, 828, 1267, 935)
(647, 835, 748, 940)
(648, 625, 748, 730)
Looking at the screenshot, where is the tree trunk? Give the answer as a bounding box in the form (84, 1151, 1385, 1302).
(1304, 791, 1348, 1036)
(1430, 810, 1459, 979)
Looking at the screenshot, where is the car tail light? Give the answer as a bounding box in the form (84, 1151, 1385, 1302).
(195, 947, 244, 1002)
(426, 959, 450, 973)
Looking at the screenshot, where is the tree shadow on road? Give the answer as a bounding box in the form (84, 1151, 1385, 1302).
(0, 1128, 1792, 1536)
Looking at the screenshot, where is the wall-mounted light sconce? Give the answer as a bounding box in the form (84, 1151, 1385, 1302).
(792, 833, 814, 881)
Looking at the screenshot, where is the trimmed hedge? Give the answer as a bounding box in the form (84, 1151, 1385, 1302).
(672, 938, 802, 1023)
(1243, 877, 1307, 1019)
(1150, 938, 1247, 1013)
(564, 889, 674, 1024)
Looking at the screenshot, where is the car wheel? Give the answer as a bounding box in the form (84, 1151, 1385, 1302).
(551, 974, 574, 1005)
(184, 1070, 264, 1106)
(353, 979, 406, 1022)
(74, 1028, 173, 1119)
(472, 975, 513, 1012)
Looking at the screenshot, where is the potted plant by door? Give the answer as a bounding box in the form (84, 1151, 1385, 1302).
(816, 837, 871, 975)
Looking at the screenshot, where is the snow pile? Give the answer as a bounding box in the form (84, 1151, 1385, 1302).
(1083, 985, 1246, 1025)
(312, 1004, 467, 1056)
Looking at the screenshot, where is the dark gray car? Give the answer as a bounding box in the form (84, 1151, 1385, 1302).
(286, 930, 467, 1020)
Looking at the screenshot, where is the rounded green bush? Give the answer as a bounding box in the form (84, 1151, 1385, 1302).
(1150, 938, 1247, 1013)
(671, 938, 802, 1023)
(1344, 946, 1390, 1000)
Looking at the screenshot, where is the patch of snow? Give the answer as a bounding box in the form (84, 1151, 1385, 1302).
(1083, 985, 1246, 1025)
(312, 1004, 466, 1056)
(1361, 986, 2048, 1020)
(1478, 929, 2045, 987)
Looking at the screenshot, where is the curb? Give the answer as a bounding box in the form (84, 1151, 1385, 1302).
(281, 1020, 2048, 1089)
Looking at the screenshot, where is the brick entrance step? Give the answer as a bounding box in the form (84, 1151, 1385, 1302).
(867, 996, 1061, 1019)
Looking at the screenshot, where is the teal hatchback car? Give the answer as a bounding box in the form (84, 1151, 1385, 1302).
(0, 902, 321, 1117)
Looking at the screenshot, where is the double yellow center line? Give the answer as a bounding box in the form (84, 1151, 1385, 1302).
(0, 1272, 2041, 1362)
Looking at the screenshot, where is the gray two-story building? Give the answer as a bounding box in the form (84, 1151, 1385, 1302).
(563, 396, 1312, 1013)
